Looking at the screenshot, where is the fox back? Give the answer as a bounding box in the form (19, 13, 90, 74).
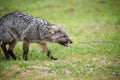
(0, 12, 52, 42)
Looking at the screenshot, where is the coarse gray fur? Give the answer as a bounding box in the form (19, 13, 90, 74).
(0, 12, 72, 60)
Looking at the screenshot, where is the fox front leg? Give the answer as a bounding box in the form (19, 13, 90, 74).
(23, 39, 30, 60)
(40, 43, 58, 60)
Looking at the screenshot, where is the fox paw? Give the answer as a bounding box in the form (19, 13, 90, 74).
(51, 57, 58, 60)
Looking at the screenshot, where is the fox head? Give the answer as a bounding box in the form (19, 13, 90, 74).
(47, 25, 72, 47)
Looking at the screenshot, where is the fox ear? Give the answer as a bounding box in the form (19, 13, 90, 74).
(61, 25, 64, 28)
(51, 26, 59, 31)
(59, 25, 64, 29)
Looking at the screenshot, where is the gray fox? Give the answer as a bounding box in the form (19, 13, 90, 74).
(0, 12, 72, 60)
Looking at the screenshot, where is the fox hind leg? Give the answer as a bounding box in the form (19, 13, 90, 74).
(1, 43, 10, 59)
(8, 40, 17, 60)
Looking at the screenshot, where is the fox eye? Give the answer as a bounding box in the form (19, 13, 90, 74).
(62, 35, 66, 37)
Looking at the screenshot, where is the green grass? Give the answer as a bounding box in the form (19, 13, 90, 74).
(0, 0, 120, 80)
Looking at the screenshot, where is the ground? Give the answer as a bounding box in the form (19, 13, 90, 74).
(0, 0, 120, 80)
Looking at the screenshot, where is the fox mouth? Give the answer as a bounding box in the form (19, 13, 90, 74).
(59, 41, 69, 47)
(58, 39, 72, 47)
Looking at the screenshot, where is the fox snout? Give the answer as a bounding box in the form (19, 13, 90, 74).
(59, 39, 73, 47)
(69, 39, 73, 44)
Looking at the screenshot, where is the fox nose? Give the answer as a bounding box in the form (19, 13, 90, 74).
(69, 39, 73, 44)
